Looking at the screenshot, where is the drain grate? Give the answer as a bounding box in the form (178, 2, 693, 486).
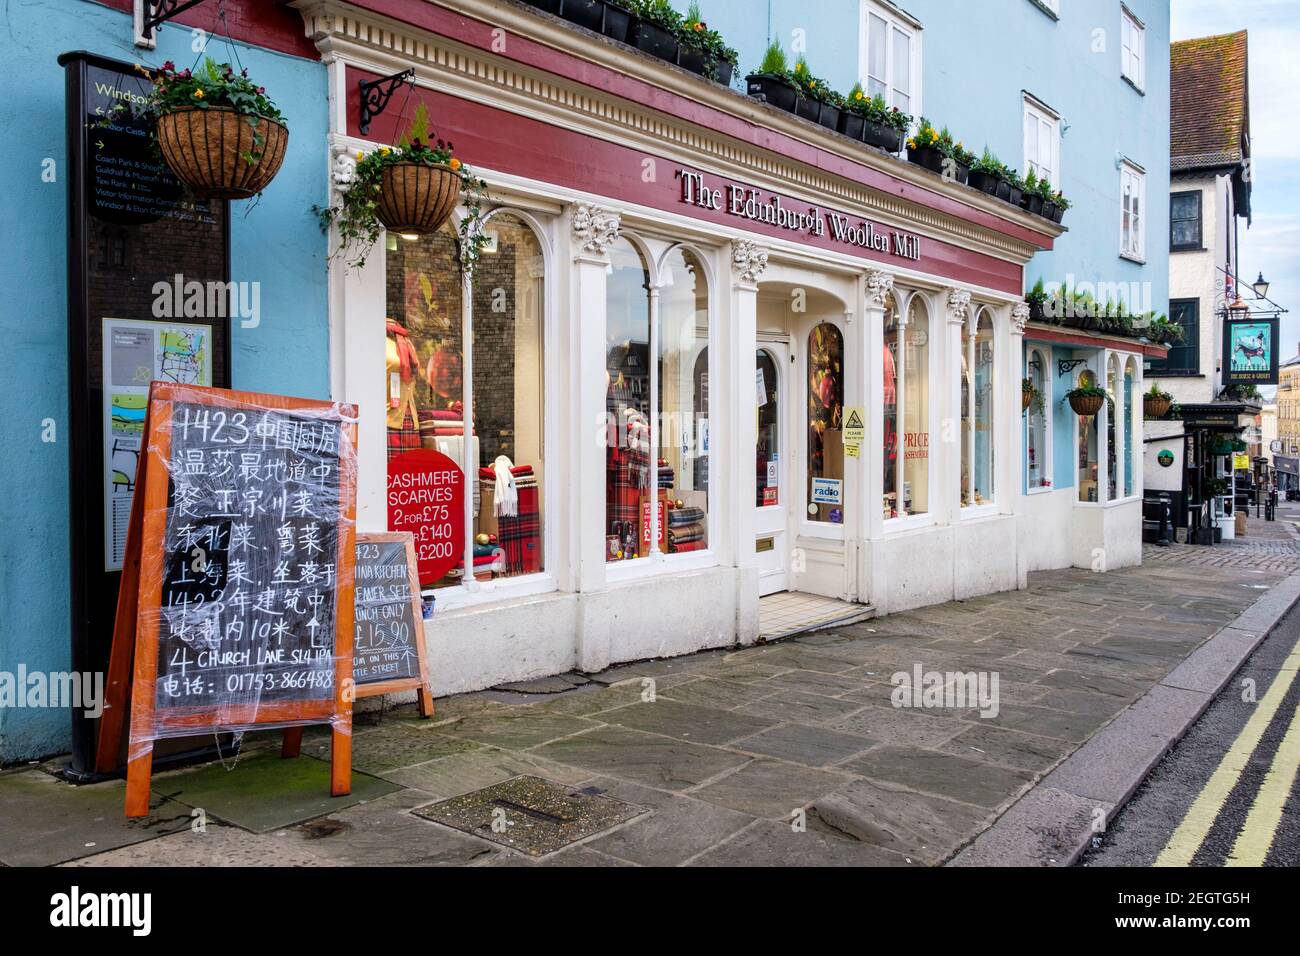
(413, 775, 644, 857)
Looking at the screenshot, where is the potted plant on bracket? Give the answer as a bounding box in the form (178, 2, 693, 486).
(139, 57, 289, 200)
(1143, 384, 1173, 419)
(317, 104, 489, 269)
(1064, 383, 1110, 417)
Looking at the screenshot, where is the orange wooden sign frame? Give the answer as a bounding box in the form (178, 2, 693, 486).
(351, 532, 434, 716)
(96, 383, 358, 817)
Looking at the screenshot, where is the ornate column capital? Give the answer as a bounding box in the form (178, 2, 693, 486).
(1011, 302, 1031, 335)
(946, 288, 972, 326)
(865, 270, 894, 307)
(730, 239, 769, 285)
(572, 204, 621, 258)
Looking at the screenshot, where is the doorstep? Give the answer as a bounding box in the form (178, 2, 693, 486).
(758, 591, 875, 641)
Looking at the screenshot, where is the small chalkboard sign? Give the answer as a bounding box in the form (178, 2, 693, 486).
(97, 383, 359, 817)
(352, 532, 434, 716)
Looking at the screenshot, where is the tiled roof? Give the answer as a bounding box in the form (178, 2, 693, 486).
(1171, 31, 1249, 171)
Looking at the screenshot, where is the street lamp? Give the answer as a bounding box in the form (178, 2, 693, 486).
(1253, 272, 1270, 299)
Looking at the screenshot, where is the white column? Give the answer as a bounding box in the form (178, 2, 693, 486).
(729, 240, 767, 572)
(945, 289, 972, 521)
(569, 205, 621, 598)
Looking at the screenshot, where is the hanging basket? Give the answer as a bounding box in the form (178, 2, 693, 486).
(1068, 393, 1105, 416)
(377, 162, 462, 234)
(1143, 396, 1171, 419)
(156, 107, 288, 200)
(1022, 389, 1034, 412)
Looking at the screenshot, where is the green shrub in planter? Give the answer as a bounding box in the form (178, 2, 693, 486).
(746, 41, 798, 112)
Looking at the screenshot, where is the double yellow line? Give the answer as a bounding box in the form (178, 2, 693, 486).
(1156, 635, 1300, 867)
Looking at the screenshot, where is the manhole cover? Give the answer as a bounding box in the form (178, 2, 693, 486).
(413, 775, 644, 856)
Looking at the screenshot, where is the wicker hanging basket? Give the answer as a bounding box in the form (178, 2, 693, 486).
(377, 162, 462, 234)
(156, 107, 288, 200)
(1143, 395, 1171, 419)
(1022, 389, 1034, 411)
(1068, 393, 1105, 416)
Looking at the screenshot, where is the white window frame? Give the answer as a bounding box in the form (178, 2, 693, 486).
(1121, 6, 1146, 91)
(884, 290, 937, 532)
(1025, 346, 1053, 493)
(859, 0, 923, 121)
(1120, 160, 1146, 261)
(1023, 94, 1061, 188)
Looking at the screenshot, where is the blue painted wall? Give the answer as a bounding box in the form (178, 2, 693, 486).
(0, 1, 327, 761)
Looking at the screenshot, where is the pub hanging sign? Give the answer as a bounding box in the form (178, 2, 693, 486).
(1223, 315, 1279, 386)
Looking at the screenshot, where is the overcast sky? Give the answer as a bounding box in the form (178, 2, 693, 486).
(1171, 0, 1299, 371)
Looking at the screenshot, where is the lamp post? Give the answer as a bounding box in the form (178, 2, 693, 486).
(1252, 272, 1270, 300)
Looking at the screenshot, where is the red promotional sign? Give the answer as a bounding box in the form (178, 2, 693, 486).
(387, 449, 464, 586)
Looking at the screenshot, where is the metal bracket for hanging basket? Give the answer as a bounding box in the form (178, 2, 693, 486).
(358, 69, 416, 136)
(138, 0, 208, 44)
(1058, 358, 1089, 378)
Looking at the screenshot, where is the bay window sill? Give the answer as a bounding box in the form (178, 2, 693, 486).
(882, 513, 936, 534)
(426, 571, 560, 613)
(604, 548, 719, 583)
(959, 503, 999, 520)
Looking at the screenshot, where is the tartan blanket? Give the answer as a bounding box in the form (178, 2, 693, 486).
(667, 525, 705, 545)
(496, 483, 540, 574)
(667, 507, 705, 527)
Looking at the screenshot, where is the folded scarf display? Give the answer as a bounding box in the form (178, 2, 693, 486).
(667, 525, 705, 544)
(667, 507, 705, 527)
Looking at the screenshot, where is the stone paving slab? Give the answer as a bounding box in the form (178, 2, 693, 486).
(0, 768, 191, 867)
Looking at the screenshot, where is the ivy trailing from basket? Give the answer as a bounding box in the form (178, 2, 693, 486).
(1022, 377, 1044, 415)
(317, 104, 489, 270)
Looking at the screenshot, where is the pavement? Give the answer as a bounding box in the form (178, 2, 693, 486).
(3, 513, 1300, 867)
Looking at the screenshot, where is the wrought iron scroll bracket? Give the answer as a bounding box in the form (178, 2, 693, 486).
(358, 69, 416, 136)
(1058, 358, 1089, 378)
(142, 0, 208, 42)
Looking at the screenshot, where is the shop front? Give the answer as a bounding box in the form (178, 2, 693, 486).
(296, 0, 1087, 693)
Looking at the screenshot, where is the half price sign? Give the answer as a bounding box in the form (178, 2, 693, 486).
(387, 449, 464, 585)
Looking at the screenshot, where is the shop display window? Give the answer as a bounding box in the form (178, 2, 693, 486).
(756, 349, 781, 507)
(1124, 358, 1137, 496)
(1077, 369, 1100, 502)
(604, 239, 711, 560)
(807, 322, 845, 523)
(1026, 348, 1049, 489)
(971, 311, 994, 506)
(658, 248, 710, 554)
(885, 296, 929, 518)
(385, 214, 546, 588)
(1107, 356, 1120, 501)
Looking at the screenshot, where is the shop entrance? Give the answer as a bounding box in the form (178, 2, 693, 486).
(755, 340, 789, 595)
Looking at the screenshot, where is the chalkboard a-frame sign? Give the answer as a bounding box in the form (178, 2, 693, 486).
(352, 533, 435, 714)
(96, 383, 359, 817)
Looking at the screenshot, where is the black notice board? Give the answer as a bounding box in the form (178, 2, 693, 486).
(353, 537, 422, 685)
(60, 49, 231, 777)
(154, 399, 346, 712)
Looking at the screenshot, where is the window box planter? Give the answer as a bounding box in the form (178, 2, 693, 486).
(711, 60, 734, 86)
(677, 43, 709, 76)
(561, 0, 605, 31)
(907, 144, 946, 175)
(1021, 192, 1044, 216)
(1051, 204, 1066, 224)
(863, 120, 903, 152)
(377, 162, 462, 235)
(523, 0, 563, 12)
(601, 2, 633, 42)
(794, 93, 821, 124)
(1040, 199, 1059, 221)
(157, 107, 288, 200)
(745, 73, 798, 113)
(1144, 395, 1172, 419)
(630, 17, 679, 63)
(1006, 183, 1023, 207)
(1027, 300, 1048, 323)
(817, 101, 842, 132)
(969, 169, 1000, 196)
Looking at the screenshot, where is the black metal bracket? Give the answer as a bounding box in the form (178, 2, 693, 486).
(358, 69, 415, 136)
(1058, 358, 1089, 378)
(142, 0, 208, 42)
